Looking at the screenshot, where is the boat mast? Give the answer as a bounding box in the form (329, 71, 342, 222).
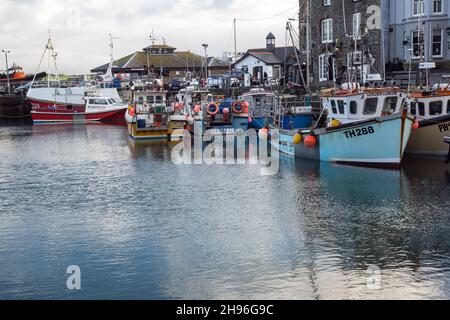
(107, 33, 118, 80)
(234, 18, 237, 70)
(1, 49, 11, 94)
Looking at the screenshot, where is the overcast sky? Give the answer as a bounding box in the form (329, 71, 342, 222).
(0, 0, 299, 74)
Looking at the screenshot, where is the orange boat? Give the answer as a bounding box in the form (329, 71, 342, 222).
(1, 64, 25, 80)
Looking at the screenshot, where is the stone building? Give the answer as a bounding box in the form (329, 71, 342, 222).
(304, 0, 389, 89)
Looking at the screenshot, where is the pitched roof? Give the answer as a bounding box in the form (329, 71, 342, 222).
(266, 32, 276, 39)
(91, 50, 204, 73)
(234, 46, 298, 66)
(207, 57, 231, 68)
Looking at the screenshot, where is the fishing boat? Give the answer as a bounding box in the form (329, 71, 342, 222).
(126, 83, 187, 141)
(31, 89, 128, 123)
(27, 35, 126, 124)
(240, 88, 275, 130)
(405, 85, 450, 158)
(269, 94, 316, 156)
(270, 85, 415, 169)
(192, 97, 250, 137)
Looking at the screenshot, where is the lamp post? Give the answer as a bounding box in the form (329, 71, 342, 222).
(202, 44, 209, 82)
(2, 50, 11, 94)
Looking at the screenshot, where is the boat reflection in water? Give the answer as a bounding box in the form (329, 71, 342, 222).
(1, 124, 449, 299)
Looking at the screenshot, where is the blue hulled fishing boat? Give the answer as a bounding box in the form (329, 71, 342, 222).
(270, 86, 415, 169)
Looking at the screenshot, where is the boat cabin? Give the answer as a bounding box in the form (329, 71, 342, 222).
(240, 89, 275, 118)
(85, 97, 120, 111)
(134, 90, 169, 114)
(323, 91, 407, 125)
(408, 96, 450, 119)
(133, 90, 171, 129)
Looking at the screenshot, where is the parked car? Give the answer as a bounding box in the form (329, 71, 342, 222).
(168, 77, 187, 91)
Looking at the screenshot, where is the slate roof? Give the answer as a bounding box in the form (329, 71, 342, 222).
(91, 50, 204, 73)
(207, 57, 231, 68)
(235, 46, 299, 66)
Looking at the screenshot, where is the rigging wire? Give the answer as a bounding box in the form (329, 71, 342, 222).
(236, 5, 299, 22)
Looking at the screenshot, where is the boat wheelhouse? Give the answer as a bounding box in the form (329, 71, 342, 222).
(406, 86, 450, 157)
(322, 87, 407, 125)
(240, 88, 275, 130)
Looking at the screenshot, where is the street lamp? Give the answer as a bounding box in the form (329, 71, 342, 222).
(202, 43, 208, 80)
(1, 49, 11, 94)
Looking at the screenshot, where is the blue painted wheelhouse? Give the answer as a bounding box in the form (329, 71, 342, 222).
(240, 88, 275, 130)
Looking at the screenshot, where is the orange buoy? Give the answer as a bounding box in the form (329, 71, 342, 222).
(129, 107, 136, 117)
(304, 135, 317, 148)
(412, 121, 420, 131)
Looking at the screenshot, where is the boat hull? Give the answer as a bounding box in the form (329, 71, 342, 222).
(0, 94, 32, 121)
(32, 108, 127, 123)
(406, 114, 450, 157)
(271, 113, 414, 169)
(317, 113, 413, 169)
(125, 111, 185, 141)
(249, 116, 266, 130)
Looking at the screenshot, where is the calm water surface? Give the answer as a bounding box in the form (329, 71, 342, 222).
(0, 123, 449, 300)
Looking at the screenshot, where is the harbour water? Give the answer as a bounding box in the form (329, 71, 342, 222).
(0, 124, 450, 300)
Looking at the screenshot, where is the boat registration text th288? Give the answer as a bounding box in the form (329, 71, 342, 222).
(343, 126, 375, 139)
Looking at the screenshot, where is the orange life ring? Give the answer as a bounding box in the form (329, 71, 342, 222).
(206, 102, 219, 116)
(215, 96, 225, 103)
(232, 100, 244, 114)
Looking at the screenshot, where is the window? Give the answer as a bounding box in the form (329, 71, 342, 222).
(319, 54, 328, 81)
(413, 0, 424, 16)
(364, 98, 378, 115)
(353, 13, 361, 40)
(418, 102, 425, 116)
(432, 30, 443, 57)
(89, 99, 107, 105)
(383, 97, 398, 114)
(429, 101, 443, 115)
(156, 96, 163, 103)
(330, 100, 337, 114)
(321, 19, 333, 44)
(433, 0, 443, 14)
(324, 0, 331, 5)
(410, 102, 417, 115)
(350, 101, 358, 114)
(147, 96, 155, 103)
(412, 30, 425, 58)
(337, 100, 345, 114)
(448, 100, 450, 113)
